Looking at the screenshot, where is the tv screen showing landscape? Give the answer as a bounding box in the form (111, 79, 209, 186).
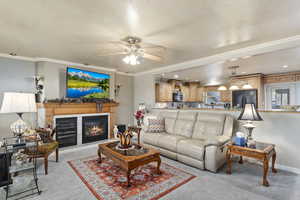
(66, 67, 110, 98)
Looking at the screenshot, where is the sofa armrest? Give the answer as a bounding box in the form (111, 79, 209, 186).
(204, 136, 231, 147)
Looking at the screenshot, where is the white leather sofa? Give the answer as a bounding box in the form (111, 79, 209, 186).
(142, 110, 234, 172)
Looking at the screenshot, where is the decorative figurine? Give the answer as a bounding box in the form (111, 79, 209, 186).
(117, 130, 133, 149)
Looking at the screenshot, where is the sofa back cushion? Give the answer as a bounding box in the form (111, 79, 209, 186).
(174, 111, 197, 138)
(160, 111, 178, 134)
(192, 113, 225, 139)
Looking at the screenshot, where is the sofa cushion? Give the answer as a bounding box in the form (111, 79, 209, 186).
(174, 120, 194, 137)
(143, 114, 158, 127)
(160, 111, 178, 134)
(147, 118, 165, 133)
(177, 139, 205, 161)
(192, 113, 225, 139)
(157, 134, 185, 151)
(174, 111, 197, 137)
(143, 132, 166, 146)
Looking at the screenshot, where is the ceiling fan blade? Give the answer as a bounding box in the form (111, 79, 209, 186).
(141, 42, 166, 50)
(98, 51, 127, 56)
(143, 53, 164, 62)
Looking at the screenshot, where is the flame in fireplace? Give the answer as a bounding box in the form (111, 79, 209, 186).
(88, 125, 104, 136)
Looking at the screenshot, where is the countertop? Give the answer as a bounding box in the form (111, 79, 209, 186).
(153, 107, 300, 114)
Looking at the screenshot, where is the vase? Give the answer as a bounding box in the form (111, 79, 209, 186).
(137, 120, 141, 127)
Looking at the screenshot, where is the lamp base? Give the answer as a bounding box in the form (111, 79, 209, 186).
(243, 121, 256, 148)
(10, 113, 28, 143)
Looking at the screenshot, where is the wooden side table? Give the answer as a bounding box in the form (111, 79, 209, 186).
(226, 142, 277, 187)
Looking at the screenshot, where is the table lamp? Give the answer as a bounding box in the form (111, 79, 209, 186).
(237, 103, 263, 147)
(0, 92, 37, 142)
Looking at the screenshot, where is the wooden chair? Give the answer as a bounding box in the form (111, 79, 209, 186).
(25, 128, 59, 175)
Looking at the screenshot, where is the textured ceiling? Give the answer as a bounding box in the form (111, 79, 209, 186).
(160, 46, 300, 85)
(1, 0, 300, 73)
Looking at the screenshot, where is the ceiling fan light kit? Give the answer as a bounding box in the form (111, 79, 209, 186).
(98, 36, 165, 66)
(123, 54, 141, 65)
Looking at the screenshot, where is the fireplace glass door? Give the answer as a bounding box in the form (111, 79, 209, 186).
(82, 115, 108, 144)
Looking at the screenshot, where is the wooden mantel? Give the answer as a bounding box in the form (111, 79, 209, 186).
(38, 102, 118, 138)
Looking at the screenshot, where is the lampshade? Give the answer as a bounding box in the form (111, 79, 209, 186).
(0, 92, 37, 114)
(238, 103, 263, 121)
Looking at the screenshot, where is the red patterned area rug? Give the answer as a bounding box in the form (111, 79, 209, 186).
(68, 156, 196, 200)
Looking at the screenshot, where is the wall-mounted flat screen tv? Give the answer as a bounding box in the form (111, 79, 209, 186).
(66, 67, 110, 98)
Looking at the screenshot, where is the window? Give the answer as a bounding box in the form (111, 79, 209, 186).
(265, 83, 296, 110)
(271, 88, 290, 109)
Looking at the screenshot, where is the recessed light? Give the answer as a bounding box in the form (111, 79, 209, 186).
(161, 73, 165, 77)
(174, 74, 179, 79)
(282, 65, 288, 68)
(241, 72, 246, 74)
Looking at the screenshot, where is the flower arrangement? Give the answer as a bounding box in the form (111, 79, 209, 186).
(134, 110, 144, 127)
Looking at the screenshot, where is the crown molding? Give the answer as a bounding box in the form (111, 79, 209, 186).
(134, 35, 300, 76)
(0, 53, 36, 62)
(0, 54, 135, 76)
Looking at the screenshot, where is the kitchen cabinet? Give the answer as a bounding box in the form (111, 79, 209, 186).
(155, 82, 172, 102)
(155, 81, 203, 102)
(188, 83, 199, 102)
(181, 85, 190, 102)
(220, 90, 231, 102)
(197, 87, 204, 102)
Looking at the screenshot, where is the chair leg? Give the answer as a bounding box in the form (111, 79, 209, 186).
(44, 156, 48, 175)
(55, 148, 59, 162)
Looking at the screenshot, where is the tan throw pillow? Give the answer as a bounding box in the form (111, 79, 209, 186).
(147, 118, 165, 133)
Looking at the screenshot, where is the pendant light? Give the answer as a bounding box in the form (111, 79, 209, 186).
(242, 82, 252, 89)
(218, 85, 227, 91)
(229, 85, 239, 90)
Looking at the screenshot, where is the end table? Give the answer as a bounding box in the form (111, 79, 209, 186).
(226, 142, 277, 187)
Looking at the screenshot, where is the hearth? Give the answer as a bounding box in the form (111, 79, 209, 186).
(82, 115, 108, 144)
(56, 117, 77, 147)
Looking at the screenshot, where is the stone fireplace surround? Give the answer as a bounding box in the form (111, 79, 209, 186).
(53, 113, 110, 146)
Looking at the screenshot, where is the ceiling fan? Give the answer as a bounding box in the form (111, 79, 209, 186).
(97, 36, 166, 65)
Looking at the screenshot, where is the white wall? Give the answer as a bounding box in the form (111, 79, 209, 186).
(115, 74, 134, 125)
(0, 58, 36, 138)
(133, 73, 156, 111)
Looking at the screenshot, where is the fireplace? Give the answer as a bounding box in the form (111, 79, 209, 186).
(82, 115, 108, 144)
(56, 117, 77, 148)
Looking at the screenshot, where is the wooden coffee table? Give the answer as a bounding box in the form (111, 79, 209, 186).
(226, 141, 277, 186)
(98, 141, 161, 187)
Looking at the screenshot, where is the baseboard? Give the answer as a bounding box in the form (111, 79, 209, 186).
(275, 164, 300, 174)
(59, 139, 117, 154)
(243, 157, 300, 174)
